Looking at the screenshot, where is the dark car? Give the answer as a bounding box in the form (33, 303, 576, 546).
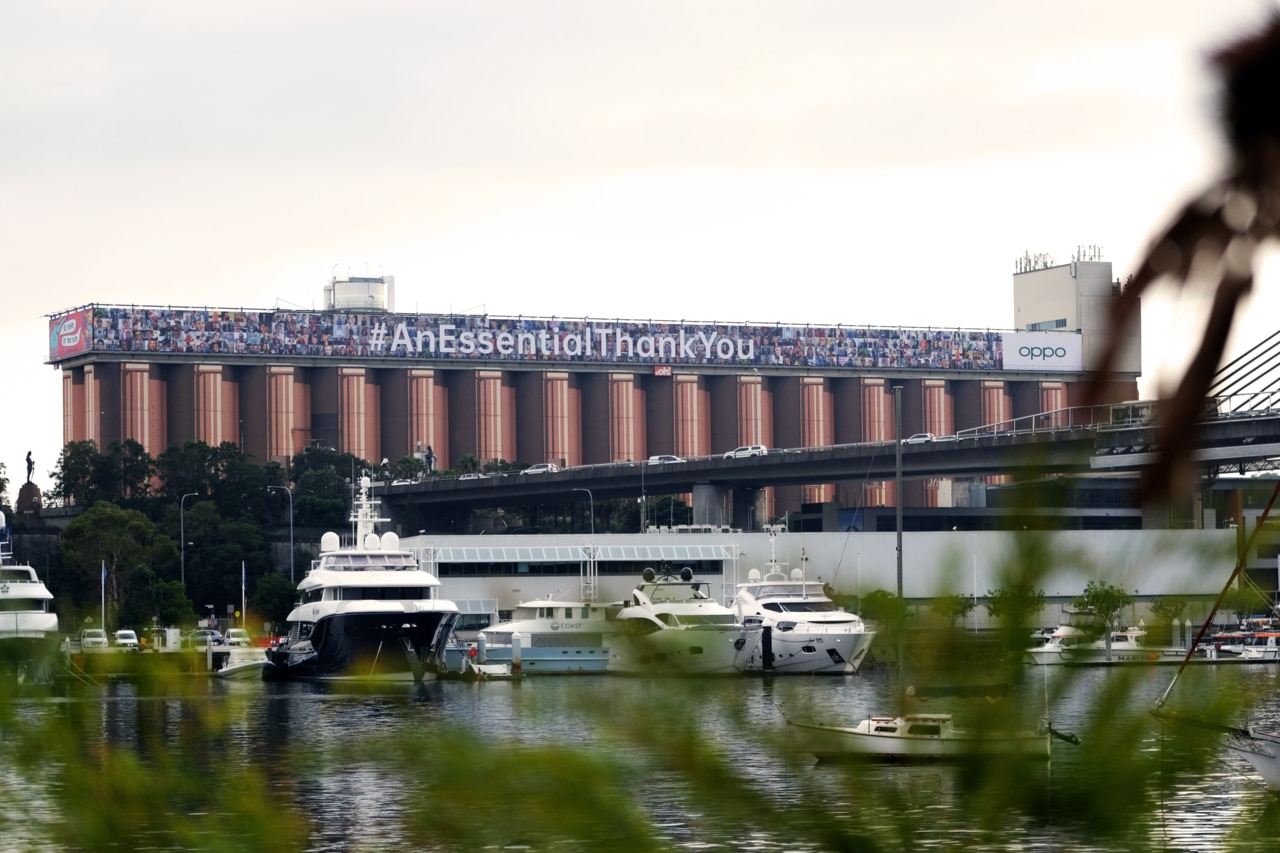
(182, 629, 225, 649)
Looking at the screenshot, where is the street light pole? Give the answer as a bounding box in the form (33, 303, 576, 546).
(572, 488, 594, 535)
(180, 492, 197, 585)
(266, 486, 295, 582)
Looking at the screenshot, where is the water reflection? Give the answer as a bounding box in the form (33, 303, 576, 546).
(5, 663, 1280, 850)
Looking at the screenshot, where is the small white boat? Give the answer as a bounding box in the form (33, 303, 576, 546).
(607, 566, 761, 675)
(787, 712, 1052, 761)
(1024, 625, 1089, 665)
(215, 646, 273, 679)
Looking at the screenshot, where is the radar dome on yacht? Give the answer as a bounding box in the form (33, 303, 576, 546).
(748, 569, 761, 582)
(381, 531, 400, 551)
(320, 531, 340, 553)
(680, 567, 694, 581)
(642, 568, 656, 582)
(790, 569, 803, 581)
(364, 532, 381, 550)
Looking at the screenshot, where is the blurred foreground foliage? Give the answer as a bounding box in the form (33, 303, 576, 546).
(3, 618, 1280, 853)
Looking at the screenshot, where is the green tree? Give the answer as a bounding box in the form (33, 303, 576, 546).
(454, 453, 481, 475)
(1073, 580, 1133, 632)
(860, 588, 908, 627)
(294, 467, 348, 529)
(984, 583, 1047, 625)
(178, 501, 270, 616)
(154, 440, 222, 499)
(250, 572, 299, 631)
(1221, 585, 1271, 624)
(1148, 595, 1189, 625)
(58, 501, 166, 629)
(106, 438, 154, 502)
(930, 593, 976, 628)
(50, 440, 111, 506)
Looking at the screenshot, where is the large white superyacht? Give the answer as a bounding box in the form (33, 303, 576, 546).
(265, 478, 459, 682)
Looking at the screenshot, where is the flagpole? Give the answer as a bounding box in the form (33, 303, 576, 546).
(241, 561, 246, 629)
(100, 560, 106, 629)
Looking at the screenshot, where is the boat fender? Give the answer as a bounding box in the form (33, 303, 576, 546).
(468, 646, 477, 659)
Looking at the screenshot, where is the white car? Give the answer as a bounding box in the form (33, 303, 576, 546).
(225, 628, 252, 647)
(648, 455, 686, 465)
(903, 433, 935, 444)
(724, 445, 768, 459)
(79, 628, 109, 649)
(520, 463, 562, 475)
(113, 629, 140, 651)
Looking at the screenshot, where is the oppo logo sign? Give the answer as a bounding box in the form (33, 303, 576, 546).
(1019, 346, 1067, 360)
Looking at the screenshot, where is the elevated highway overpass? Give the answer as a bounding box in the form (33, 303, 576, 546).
(375, 397, 1280, 530)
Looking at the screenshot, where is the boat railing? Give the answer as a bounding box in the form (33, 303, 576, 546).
(773, 621, 869, 635)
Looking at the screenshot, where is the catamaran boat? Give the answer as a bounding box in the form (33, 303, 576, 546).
(785, 711, 1053, 761)
(470, 599, 624, 674)
(0, 529, 59, 685)
(264, 477, 459, 682)
(607, 566, 761, 675)
(732, 546, 874, 674)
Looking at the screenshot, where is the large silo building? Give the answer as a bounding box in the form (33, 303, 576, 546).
(46, 253, 1140, 518)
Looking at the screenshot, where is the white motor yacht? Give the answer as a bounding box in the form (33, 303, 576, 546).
(0, 531, 59, 684)
(265, 477, 459, 682)
(472, 599, 624, 674)
(607, 567, 761, 675)
(732, 545, 874, 674)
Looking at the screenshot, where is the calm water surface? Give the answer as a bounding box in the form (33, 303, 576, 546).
(10, 662, 1280, 851)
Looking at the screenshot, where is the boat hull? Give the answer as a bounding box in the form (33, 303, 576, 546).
(749, 627, 875, 675)
(265, 610, 457, 682)
(1226, 731, 1280, 789)
(789, 717, 1051, 761)
(463, 642, 612, 674)
(608, 625, 761, 675)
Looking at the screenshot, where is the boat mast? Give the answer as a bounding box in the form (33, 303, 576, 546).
(893, 385, 905, 716)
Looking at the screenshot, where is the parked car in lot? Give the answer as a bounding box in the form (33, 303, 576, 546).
(648, 455, 686, 465)
(724, 445, 768, 459)
(520, 463, 562, 475)
(79, 628, 109, 649)
(224, 628, 251, 647)
(903, 433, 935, 444)
(181, 629, 225, 649)
(113, 629, 140, 650)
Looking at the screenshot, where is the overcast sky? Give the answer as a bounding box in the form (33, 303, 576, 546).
(3, 1, 1278, 499)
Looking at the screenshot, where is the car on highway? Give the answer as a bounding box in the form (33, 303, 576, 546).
(520, 463, 562, 475)
(903, 433, 935, 444)
(458, 472, 488, 481)
(648, 455, 686, 465)
(724, 445, 768, 459)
